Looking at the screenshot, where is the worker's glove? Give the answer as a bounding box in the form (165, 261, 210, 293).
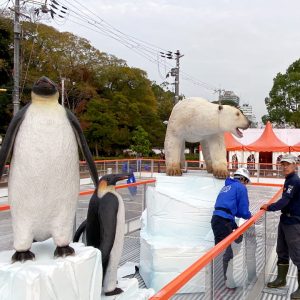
(260, 204, 269, 211)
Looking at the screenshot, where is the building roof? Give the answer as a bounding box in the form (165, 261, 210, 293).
(244, 121, 290, 152)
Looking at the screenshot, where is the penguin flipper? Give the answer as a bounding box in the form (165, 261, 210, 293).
(0, 104, 30, 179)
(65, 109, 99, 187)
(73, 219, 87, 242)
(98, 193, 119, 275)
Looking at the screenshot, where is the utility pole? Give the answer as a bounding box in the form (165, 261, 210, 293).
(13, 0, 21, 116)
(174, 50, 184, 104)
(160, 49, 184, 105)
(215, 88, 225, 106)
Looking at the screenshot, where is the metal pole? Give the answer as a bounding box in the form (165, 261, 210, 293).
(174, 50, 184, 104)
(13, 0, 21, 116)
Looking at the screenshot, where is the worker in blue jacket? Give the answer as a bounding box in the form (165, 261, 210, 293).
(261, 154, 300, 299)
(211, 167, 252, 287)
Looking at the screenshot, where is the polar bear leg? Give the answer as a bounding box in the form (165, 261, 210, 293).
(164, 134, 183, 176)
(206, 133, 228, 179)
(201, 140, 213, 173)
(180, 140, 185, 169)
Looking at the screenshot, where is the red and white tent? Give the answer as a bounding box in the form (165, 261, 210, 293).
(291, 142, 300, 152)
(244, 122, 289, 152)
(199, 121, 300, 169)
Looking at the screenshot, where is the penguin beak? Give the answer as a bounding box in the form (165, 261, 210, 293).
(115, 173, 130, 182)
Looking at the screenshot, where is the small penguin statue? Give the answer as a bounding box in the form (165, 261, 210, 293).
(0, 76, 99, 263)
(73, 173, 130, 296)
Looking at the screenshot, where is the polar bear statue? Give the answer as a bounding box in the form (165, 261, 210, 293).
(164, 97, 250, 178)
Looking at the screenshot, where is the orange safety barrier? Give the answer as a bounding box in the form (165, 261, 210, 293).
(0, 179, 156, 212)
(0, 204, 10, 212)
(150, 186, 283, 300)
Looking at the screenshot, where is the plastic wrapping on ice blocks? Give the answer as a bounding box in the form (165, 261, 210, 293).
(0, 239, 102, 300)
(139, 230, 212, 293)
(146, 175, 224, 243)
(101, 278, 155, 300)
(154, 174, 225, 206)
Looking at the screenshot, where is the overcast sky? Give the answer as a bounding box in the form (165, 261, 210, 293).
(27, 0, 300, 120)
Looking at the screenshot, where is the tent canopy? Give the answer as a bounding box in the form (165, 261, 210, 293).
(291, 141, 300, 152)
(244, 121, 289, 152)
(224, 132, 244, 151)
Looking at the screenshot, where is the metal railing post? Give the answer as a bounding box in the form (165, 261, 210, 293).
(143, 183, 147, 211)
(139, 158, 142, 178)
(257, 163, 260, 183)
(115, 160, 118, 173)
(211, 260, 215, 300)
(151, 159, 154, 177)
(264, 214, 267, 283)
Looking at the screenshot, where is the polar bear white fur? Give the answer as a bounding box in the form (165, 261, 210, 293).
(164, 97, 250, 178)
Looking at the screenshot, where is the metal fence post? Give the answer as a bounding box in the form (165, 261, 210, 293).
(143, 183, 147, 211)
(257, 163, 260, 183)
(151, 159, 154, 177)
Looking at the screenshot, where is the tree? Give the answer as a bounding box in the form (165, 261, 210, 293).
(265, 59, 300, 127)
(0, 16, 13, 135)
(130, 126, 151, 157)
(0, 15, 170, 155)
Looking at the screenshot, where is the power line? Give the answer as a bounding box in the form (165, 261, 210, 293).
(57, 0, 218, 92)
(7, 0, 221, 95)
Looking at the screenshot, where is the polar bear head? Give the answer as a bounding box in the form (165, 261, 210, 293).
(218, 105, 250, 137)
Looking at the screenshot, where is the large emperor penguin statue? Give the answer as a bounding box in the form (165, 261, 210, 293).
(73, 173, 130, 296)
(0, 76, 99, 263)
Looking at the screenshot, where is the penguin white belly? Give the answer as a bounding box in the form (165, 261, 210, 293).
(8, 104, 80, 250)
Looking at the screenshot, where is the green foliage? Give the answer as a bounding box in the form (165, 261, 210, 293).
(0, 17, 13, 85)
(0, 15, 173, 155)
(265, 59, 300, 127)
(0, 17, 13, 135)
(130, 126, 151, 157)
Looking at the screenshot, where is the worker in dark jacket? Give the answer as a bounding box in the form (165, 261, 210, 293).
(211, 167, 252, 288)
(261, 154, 300, 299)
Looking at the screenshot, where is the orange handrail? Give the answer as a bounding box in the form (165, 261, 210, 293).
(0, 204, 10, 212)
(150, 186, 283, 299)
(0, 179, 156, 212)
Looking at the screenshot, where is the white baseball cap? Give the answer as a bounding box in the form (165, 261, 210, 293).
(280, 154, 298, 164)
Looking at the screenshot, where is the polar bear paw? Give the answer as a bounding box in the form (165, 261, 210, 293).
(213, 168, 229, 179)
(206, 165, 213, 173)
(166, 165, 183, 176)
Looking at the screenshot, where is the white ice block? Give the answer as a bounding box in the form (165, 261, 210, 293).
(140, 174, 225, 293)
(140, 230, 213, 293)
(0, 239, 102, 300)
(146, 175, 224, 243)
